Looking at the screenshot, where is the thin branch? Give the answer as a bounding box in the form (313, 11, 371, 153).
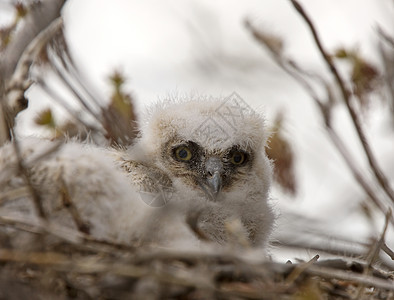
(6, 18, 64, 94)
(35, 77, 103, 134)
(245, 21, 392, 224)
(289, 0, 394, 205)
(0, 0, 67, 144)
(356, 209, 392, 297)
(9, 128, 47, 220)
(366, 209, 392, 268)
(46, 47, 104, 126)
(0, 186, 30, 205)
(59, 173, 91, 234)
(0, 101, 10, 144)
(285, 254, 319, 285)
(305, 264, 394, 291)
(382, 243, 394, 261)
(0, 213, 135, 253)
(325, 126, 393, 225)
(0, 0, 66, 79)
(377, 26, 394, 48)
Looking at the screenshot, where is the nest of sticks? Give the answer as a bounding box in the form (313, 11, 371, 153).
(0, 213, 393, 300)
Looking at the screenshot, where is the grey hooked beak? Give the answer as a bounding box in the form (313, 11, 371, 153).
(200, 157, 223, 201)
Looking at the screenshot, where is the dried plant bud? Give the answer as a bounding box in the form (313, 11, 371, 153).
(34, 108, 56, 128)
(15, 3, 28, 19)
(109, 71, 125, 88)
(0, 3, 29, 50)
(36, 43, 50, 66)
(266, 112, 297, 196)
(335, 47, 381, 109)
(334, 48, 348, 59)
(103, 71, 139, 146)
(245, 20, 284, 55)
(35, 109, 92, 140)
(351, 58, 380, 99)
(0, 27, 13, 49)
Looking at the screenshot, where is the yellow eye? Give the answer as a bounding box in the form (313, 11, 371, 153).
(175, 146, 192, 161)
(230, 151, 246, 165)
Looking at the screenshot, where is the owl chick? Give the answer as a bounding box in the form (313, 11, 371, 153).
(0, 94, 274, 248)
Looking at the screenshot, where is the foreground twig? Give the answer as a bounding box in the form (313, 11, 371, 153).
(0, 213, 135, 254)
(0, 0, 67, 144)
(356, 209, 392, 298)
(9, 129, 46, 219)
(59, 173, 91, 234)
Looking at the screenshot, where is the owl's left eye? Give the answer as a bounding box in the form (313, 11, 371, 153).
(230, 151, 246, 165)
(174, 146, 193, 161)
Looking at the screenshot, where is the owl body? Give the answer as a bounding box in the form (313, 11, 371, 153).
(0, 96, 274, 249)
(0, 138, 150, 245)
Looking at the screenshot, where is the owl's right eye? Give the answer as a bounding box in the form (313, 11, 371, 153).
(174, 146, 192, 161)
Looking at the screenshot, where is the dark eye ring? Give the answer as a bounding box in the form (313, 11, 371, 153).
(174, 146, 192, 161)
(230, 151, 246, 165)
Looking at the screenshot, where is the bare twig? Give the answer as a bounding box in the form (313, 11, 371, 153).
(325, 126, 393, 225)
(9, 128, 47, 219)
(0, 248, 148, 277)
(377, 26, 394, 48)
(306, 264, 394, 291)
(0, 187, 30, 205)
(35, 77, 103, 134)
(0, 102, 10, 144)
(59, 173, 91, 234)
(356, 209, 392, 298)
(382, 243, 394, 261)
(289, 0, 394, 205)
(285, 254, 319, 286)
(0, 0, 67, 144)
(366, 209, 392, 268)
(0, 213, 135, 253)
(377, 28, 394, 121)
(245, 21, 393, 225)
(0, 0, 66, 77)
(46, 47, 104, 126)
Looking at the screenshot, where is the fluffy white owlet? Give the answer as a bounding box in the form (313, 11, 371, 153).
(0, 96, 274, 249)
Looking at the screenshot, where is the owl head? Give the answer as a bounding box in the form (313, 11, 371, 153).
(129, 94, 272, 206)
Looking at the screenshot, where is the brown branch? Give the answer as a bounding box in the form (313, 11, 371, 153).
(9, 128, 47, 220)
(46, 47, 104, 126)
(366, 209, 392, 268)
(377, 26, 394, 48)
(325, 126, 393, 225)
(0, 0, 66, 79)
(0, 214, 135, 253)
(0, 186, 30, 205)
(35, 77, 103, 134)
(59, 173, 91, 234)
(289, 0, 394, 205)
(382, 243, 394, 261)
(356, 209, 392, 297)
(305, 264, 394, 291)
(0, 0, 67, 144)
(285, 254, 319, 286)
(4, 18, 64, 121)
(0, 102, 10, 144)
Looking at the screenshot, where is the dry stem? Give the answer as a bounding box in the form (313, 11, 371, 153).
(290, 0, 394, 205)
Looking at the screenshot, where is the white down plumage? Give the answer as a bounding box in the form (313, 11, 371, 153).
(0, 95, 274, 249)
